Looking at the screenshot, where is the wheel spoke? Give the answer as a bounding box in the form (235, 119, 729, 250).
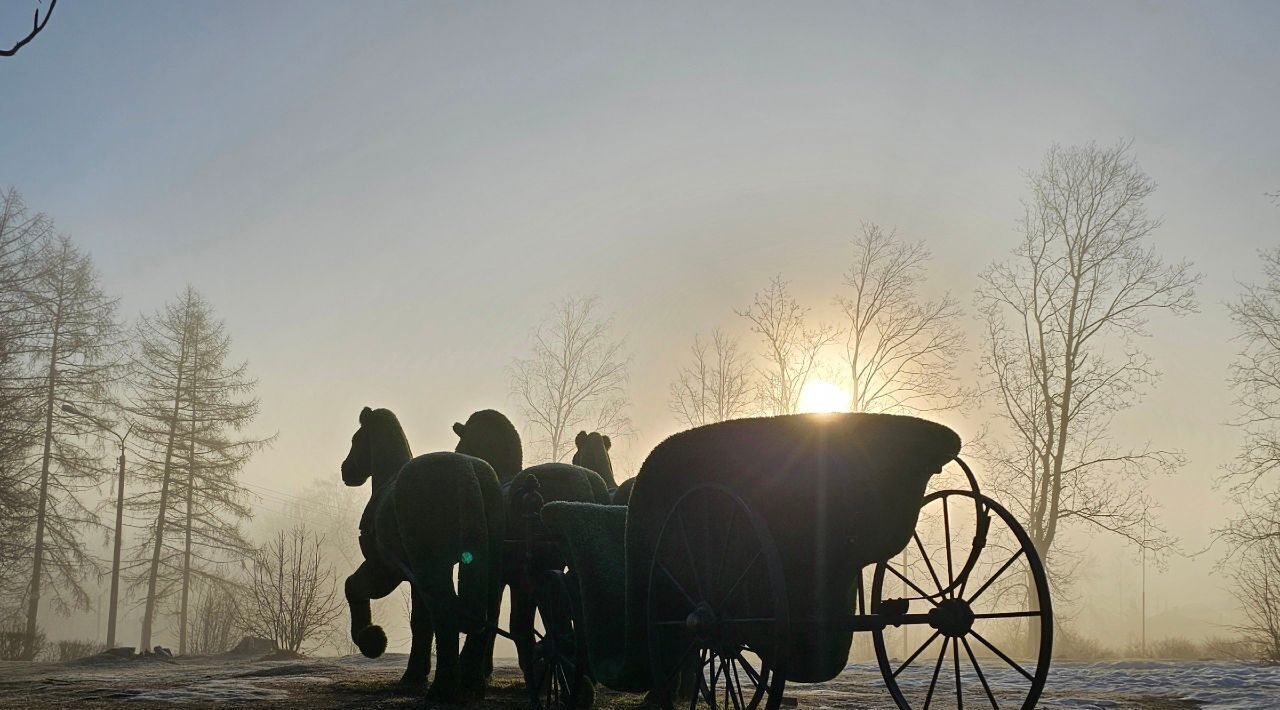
(974, 610, 1041, 620)
(884, 562, 942, 607)
(943, 497, 955, 593)
(735, 651, 762, 686)
(729, 657, 746, 710)
(712, 508, 738, 608)
(894, 629, 942, 678)
(953, 632, 964, 710)
(677, 509, 707, 602)
(923, 636, 949, 710)
(915, 532, 947, 596)
(970, 629, 1035, 682)
(961, 636, 999, 710)
(658, 562, 699, 609)
(718, 550, 761, 609)
(966, 549, 1024, 605)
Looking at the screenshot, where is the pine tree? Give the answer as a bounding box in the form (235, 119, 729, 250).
(0, 188, 48, 622)
(128, 287, 271, 652)
(18, 235, 120, 658)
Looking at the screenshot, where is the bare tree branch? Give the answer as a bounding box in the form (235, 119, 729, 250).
(1, 0, 57, 58)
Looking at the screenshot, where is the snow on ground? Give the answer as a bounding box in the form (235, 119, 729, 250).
(1040, 660, 1280, 710)
(2, 653, 1278, 707)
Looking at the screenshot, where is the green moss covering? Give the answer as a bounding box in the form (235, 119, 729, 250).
(541, 502, 647, 691)
(454, 410, 523, 486)
(572, 430, 619, 494)
(342, 408, 504, 700)
(610, 477, 634, 506)
(548, 412, 962, 689)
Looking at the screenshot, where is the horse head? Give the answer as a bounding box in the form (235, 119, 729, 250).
(342, 406, 411, 488)
(453, 409, 522, 485)
(572, 430, 617, 489)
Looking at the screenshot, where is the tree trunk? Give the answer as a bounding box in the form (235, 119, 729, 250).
(178, 382, 198, 655)
(23, 322, 59, 659)
(140, 336, 188, 651)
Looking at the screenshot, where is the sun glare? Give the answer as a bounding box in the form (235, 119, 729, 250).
(797, 379, 850, 414)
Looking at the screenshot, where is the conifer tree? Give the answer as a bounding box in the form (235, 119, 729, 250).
(18, 235, 120, 658)
(128, 287, 271, 652)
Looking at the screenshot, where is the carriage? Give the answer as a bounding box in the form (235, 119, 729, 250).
(504, 412, 1052, 710)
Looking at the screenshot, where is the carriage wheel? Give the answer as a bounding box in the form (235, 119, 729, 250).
(646, 484, 789, 710)
(872, 491, 1052, 710)
(528, 569, 591, 709)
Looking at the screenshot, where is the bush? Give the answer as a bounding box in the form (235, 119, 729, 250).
(56, 639, 105, 662)
(0, 624, 46, 661)
(1052, 627, 1115, 660)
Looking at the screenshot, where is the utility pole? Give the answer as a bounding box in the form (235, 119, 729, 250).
(61, 404, 131, 648)
(1141, 519, 1147, 657)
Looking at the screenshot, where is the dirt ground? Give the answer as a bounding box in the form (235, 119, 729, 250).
(0, 653, 1213, 709)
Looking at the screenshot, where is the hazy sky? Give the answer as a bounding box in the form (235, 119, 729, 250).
(3, 1, 1279, 644)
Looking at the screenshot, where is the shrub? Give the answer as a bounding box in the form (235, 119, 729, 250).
(56, 639, 105, 662)
(0, 624, 46, 661)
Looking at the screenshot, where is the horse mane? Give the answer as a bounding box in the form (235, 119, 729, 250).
(368, 408, 412, 467)
(456, 409, 522, 484)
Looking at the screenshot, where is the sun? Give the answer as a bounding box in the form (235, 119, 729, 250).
(797, 378, 850, 414)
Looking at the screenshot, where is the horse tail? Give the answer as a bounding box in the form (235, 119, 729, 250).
(455, 459, 495, 635)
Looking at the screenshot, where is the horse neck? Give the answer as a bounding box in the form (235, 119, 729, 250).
(585, 451, 618, 489)
(370, 432, 412, 491)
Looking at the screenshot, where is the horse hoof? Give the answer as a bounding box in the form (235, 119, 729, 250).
(355, 625, 387, 658)
(426, 680, 463, 703)
(393, 677, 426, 694)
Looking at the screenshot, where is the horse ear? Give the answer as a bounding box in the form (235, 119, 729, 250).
(360, 407, 373, 424)
(576, 431, 587, 447)
(602, 435, 611, 450)
(453, 422, 466, 438)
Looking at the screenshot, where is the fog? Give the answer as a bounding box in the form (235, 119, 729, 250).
(2, 0, 1278, 659)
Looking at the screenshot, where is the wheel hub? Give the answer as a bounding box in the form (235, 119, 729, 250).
(929, 598, 975, 637)
(685, 603, 717, 639)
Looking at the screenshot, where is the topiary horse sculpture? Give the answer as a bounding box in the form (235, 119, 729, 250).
(342, 406, 504, 700)
(571, 430, 636, 506)
(453, 411, 611, 679)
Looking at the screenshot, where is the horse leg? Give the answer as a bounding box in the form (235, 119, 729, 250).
(418, 566, 464, 702)
(399, 590, 435, 687)
(345, 561, 399, 658)
(459, 568, 497, 698)
(509, 577, 538, 681)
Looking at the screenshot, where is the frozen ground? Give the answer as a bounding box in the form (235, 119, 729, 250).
(0, 653, 1275, 708)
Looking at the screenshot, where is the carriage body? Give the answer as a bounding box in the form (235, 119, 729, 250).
(626, 413, 959, 683)
(535, 413, 1052, 710)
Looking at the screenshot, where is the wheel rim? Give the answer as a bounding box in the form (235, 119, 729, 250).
(530, 570, 586, 709)
(646, 484, 789, 710)
(872, 491, 1053, 710)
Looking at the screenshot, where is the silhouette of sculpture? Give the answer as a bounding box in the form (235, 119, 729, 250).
(542, 413, 962, 690)
(573, 429, 640, 506)
(453, 409, 522, 486)
(342, 407, 504, 700)
(452, 411, 611, 678)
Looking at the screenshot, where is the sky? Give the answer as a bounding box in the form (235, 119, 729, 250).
(2, 1, 1279, 647)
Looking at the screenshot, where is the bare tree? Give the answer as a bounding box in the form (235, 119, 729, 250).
(836, 223, 966, 413)
(128, 287, 272, 652)
(18, 235, 120, 658)
(1229, 526, 1280, 662)
(737, 276, 837, 415)
(236, 527, 344, 655)
(185, 579, 240, 655)
(1221, 248, 1280, 528)
(510, 295, 631, 462)
(668, 329, 754, 427)
(1, 0, 57, 58)
(975, 141, 1198, 585)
